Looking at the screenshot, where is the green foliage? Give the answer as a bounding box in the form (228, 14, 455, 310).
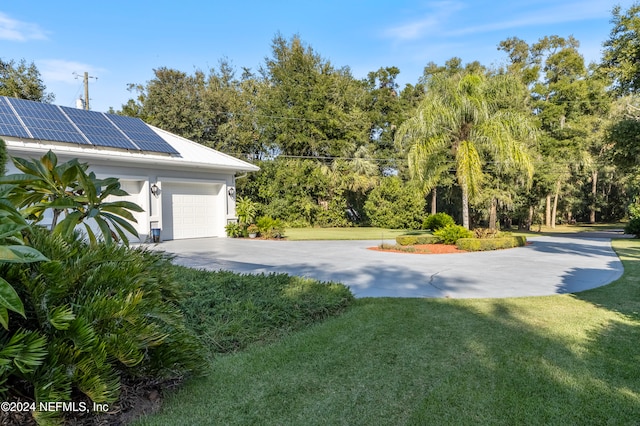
(396, 235, 440, 246)
(378, 243, 418, 253)
(629, 198, 640, 220)
(364, 176, 425, 229)
(225, 222, 243, 238)
(260, 34, 369, 158)
(396, 71, 536, 229)
(0, 138, 6, 177)
(122, 63, 266, 156)
(601, 3, 640, 95)
(0, 229, 203, 416)
(624, 217, 640, 238)
(0, 186, 48, 330)
(239, 158, 346, 227)
(236, 196, 258, 225)
(0, 151, 144, 245)
(433, 224, 473, 244)
(256, 216, 285, 239)
(0, 58, 54, 102)
(175, 268, 354, 355)
(422, 212, 455, 230)
(456, 236, 527, 251)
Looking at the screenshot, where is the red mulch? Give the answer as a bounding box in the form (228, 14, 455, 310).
(368, 244, 466, 254)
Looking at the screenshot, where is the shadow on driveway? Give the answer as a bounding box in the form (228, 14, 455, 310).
(155, 235, 624, 299)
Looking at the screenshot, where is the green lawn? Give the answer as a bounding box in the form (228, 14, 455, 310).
(284, 227, 415, 241)
(284, 223, 627, 241)
(516, 222, 626, 236)
(136, 239, 640, 425)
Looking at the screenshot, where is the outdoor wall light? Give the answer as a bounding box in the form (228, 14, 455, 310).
(150, 183, 160, 197)
(228, 187, 236, 197)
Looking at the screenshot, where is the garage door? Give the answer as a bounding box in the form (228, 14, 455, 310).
(162, 182, 222, 240)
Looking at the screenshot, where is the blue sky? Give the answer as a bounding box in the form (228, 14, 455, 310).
(1, 1, 634, 113)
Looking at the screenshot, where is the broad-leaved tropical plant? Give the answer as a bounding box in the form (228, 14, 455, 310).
(0, 184, 48, 330)
(0, 150, 144, 245)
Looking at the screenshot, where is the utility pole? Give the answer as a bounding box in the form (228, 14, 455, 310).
(73, 72, 97, 110)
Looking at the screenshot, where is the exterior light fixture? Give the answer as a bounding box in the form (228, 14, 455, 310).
(150, 183, 160, 197)
(228, 187, 236, 197)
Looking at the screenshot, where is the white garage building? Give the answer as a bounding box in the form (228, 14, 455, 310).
(0, 96, 259, 242)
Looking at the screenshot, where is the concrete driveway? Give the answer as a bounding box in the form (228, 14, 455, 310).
(154, 232, 626, 299)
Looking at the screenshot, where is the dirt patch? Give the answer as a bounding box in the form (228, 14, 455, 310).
(368, 244, 466, 254)
(1, 377, 177, 426)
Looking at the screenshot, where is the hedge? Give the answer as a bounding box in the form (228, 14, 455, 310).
(455, 236, 527, 251)
(396, 235, 441, 245)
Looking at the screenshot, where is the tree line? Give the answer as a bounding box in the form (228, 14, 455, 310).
(4, 4, 640, 229)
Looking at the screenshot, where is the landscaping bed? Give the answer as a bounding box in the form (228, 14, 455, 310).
(389, 227, 527, 254)
(369, 243, 466, 254)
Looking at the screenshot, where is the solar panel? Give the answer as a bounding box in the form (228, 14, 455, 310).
(60, 106, 139, 151)
(7, 98, 89, 145)
(107, 114, 179, 154)
(0, 96, 180, 155)
(0, 97, 30, 139)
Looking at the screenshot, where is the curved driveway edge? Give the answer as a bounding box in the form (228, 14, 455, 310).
(155, 235, 624, 299)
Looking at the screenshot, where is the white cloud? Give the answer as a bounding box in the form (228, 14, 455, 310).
(0, 12, 48, 41)
(39, 59, 105, 84)
(448, 1, 616, 37)
(383, 0, 624, 42)
(383, 1, 465, 41)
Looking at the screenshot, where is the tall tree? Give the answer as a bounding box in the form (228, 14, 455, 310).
(601, 2, 640, 95)
(0, 58, 53, 102)
(121, 62, 265, 157)
(259, 34, 368, 158)
(500, 34, 614, 226)
(396, 72, 536, 229)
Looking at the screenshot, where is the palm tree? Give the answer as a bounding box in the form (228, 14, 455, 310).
(396, 72, 536, 229)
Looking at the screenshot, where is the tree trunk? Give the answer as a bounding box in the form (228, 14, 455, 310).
(545, 195, 551, 227)
(590, 169, 598, 224)
(489, 198, 497, 230)
(527, 205, 534, 231)
(461, 183, 470, 229)
(431, 187, 437, 215)
(551, 181, 560, 229)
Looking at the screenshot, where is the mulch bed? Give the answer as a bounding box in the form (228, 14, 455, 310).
(0, 376, 179, 426)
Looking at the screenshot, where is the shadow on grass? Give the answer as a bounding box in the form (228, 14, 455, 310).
(141, 296, 640, 425)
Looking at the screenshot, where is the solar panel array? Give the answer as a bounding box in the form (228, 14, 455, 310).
(0, 97, 35, 139)
(0, 96, 179, 155)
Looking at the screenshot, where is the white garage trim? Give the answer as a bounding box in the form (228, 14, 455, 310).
(114, 179, 149, 243)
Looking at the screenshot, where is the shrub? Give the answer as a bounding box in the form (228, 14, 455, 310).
(624, 217, 640, 238)
(473, 227, 498, 239)
(236, 196, 258, 225)
(225, 222, 243, 238)
(456, 236, 527, 251)
(379, 243, 417, 252)
(364, 177, 425, 229)
(434, 225, 473, 245)
(256, 216, 285, 239)
(0, 229, 204, 423)
(422, 212, 455, 231)
(176, 268, 354, 355)
(396, 235, 441, 246)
